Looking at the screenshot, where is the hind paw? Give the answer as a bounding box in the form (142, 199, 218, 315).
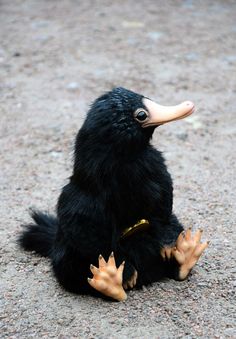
(88, 252, 127, 301)
(123, 270, 138, 290)
(161, 228, 209, 280)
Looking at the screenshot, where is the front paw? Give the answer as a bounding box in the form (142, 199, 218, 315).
(88, 252, 127, 301)
(161, 228, 209, 280)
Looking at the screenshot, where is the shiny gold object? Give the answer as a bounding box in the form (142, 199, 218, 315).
(121, 219, 150, 239)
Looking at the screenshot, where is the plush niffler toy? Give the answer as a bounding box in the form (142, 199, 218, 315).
(19, 87, 209, 301)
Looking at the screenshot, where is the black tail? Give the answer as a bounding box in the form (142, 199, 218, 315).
(18, 210, 58, 257)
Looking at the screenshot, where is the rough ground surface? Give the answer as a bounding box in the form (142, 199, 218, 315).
(0, 0, 236, 338)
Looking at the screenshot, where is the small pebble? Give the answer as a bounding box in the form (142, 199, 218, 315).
(66, 82, 80, 91)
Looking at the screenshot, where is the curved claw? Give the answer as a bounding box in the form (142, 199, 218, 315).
(194, 241, 209, 257)
(194, 229, 203, 243)
(117, 261, 125, 277)
(88, 277, 107, 292)
(176, 231, 185, 248)
(108, 251, 116, 266)
(90, 264, 100, 275)
(185, 227, 192, 241)
(98, 254, 107, 267)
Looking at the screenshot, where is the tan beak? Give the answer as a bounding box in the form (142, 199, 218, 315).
(142, 98, 195, 127)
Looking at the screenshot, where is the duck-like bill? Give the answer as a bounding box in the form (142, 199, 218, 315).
(142, 98, 195, 127)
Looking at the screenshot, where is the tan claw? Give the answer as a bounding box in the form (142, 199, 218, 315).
(185, 227, 192, 241)
(98, 254, 107, 267)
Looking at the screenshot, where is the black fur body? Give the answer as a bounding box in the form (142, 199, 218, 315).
(19, 88, 184, 296)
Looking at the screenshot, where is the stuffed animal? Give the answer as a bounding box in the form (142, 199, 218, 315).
(19, 87, 208, 301)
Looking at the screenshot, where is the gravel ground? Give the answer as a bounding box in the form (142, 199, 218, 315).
(0, 0, 236, 338)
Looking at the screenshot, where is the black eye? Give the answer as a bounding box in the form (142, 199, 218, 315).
(135, 109, 149, 122)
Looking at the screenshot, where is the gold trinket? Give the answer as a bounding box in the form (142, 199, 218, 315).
(121, 219, 150, 239)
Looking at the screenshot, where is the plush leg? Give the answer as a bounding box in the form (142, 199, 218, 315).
(88, 252, 127, 301)
(161, 228, 209, 280)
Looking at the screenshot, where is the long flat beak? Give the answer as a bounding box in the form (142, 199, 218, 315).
(142, 98, 195, 127)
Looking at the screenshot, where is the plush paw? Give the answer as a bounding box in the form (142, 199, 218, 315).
(88, 252, 127, 301)
(123, 270, 138, 290)
(161, 228, 209, 280)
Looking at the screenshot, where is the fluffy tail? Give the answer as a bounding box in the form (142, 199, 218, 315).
(18, 210, 58, 257)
